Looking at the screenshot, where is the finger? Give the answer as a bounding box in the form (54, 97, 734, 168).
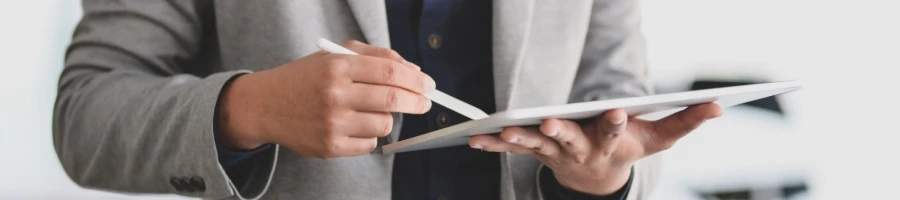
(539, 119, 591, 155)
(499, 127, 561, 157)
(594, 109, 627, 156)
(649, 103, 723, 150)
(340, 40, 420, 70)
(338, 111, 394, 138)
(469, 135, 533, 154)
(339, 55, 436, 94)
(347, 84, 431, 114)
(329, 137, 379, 157)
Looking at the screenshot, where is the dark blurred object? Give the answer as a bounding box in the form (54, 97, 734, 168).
(705, 190, 750, 200)
(699, 182, 807, 200)
(781, 183, 808, 198)
(690, 80, 784, 115)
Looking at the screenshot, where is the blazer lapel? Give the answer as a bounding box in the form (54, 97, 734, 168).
(346, 0, 391, 47)
(492, 1, 539, 200)
(492, 0, 536, 111)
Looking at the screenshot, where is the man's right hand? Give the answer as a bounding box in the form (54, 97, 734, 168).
(216, 41, 434, 159)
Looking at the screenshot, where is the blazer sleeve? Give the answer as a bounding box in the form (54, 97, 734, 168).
(569, 0, 659, 199)
(53, 0, 276, 199)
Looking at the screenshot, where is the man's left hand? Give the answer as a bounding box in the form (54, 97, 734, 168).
(469, 103, 722, 195)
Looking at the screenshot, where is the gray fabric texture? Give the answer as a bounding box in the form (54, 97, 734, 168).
(53, 0, 659, 200)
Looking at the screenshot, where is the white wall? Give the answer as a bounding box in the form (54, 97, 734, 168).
(641, 0, 900, 199)
(0, 0, 188, 199)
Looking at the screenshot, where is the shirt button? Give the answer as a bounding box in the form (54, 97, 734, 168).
(428, 33, 442, 49)
(436, 112, 450, 128)
(436, 196, 449, 200)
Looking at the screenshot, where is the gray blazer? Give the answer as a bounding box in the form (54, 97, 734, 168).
(53, 0, 661, 199)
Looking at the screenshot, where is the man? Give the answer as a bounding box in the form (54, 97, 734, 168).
(53, 0, 722, 200)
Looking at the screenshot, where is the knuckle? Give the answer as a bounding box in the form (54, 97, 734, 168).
(608, 132, 621, 139)
(388, 51, 403, 61)
(320, 87, 345, 107)
(574, 155, 588, 164)
(599, 148, 614, 157)
(532, 144, 545, 154)
(534, 142, 551, 155)
(377, 48, 400, 58)
(383, 89, 401, 109)
(413, 73, 426, 91)
(322, 113, 342, 134)
(382, 63, 399, 83)
(314, 138, 340, 159)
(325, 137, 344, 155)
(324, 59, 348, 77)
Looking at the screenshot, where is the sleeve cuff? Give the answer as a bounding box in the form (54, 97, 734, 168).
(214, 132, 273, 169)
(538, 165, 634, 200)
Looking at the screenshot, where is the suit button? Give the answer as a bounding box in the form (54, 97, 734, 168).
(428, 33, 442, 49)
(436, 196, 449, 200)
(190, 176, 206, 192)
(436, 112, 450, 128)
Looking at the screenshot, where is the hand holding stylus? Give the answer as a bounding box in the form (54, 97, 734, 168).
(216, 40, 434, 159)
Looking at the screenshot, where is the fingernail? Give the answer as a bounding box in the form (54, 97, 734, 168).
(423, 76, 436, 92)
(613, 115, 626, 125)
(404, 60, 421, 71)
(471, 144, 483, 149)
(547, 131, 559, 137)
(506, 137, 519, 144)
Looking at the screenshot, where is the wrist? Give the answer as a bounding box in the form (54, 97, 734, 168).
(216, 73, 267, 150)
(553, 166, 632, 195)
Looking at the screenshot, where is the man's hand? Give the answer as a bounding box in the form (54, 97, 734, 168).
(217, 40, 434, 159)
(469, 103, 722, 195)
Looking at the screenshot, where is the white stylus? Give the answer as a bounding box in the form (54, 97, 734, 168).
(316, 38, 490, 120)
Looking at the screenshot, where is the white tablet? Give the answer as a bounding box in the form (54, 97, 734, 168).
(382, 80, 801, 153)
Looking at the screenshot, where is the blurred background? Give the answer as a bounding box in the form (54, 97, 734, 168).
(1, 0, 897, 199)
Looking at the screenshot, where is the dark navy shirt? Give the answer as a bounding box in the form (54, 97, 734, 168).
(215, 1, 632, 199)
(386, 0, 499, 199)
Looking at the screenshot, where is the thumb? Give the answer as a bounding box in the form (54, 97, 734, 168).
(647, 103, 722, 152)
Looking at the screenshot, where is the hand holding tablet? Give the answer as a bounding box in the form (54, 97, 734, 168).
(316, 38, 800, 195)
